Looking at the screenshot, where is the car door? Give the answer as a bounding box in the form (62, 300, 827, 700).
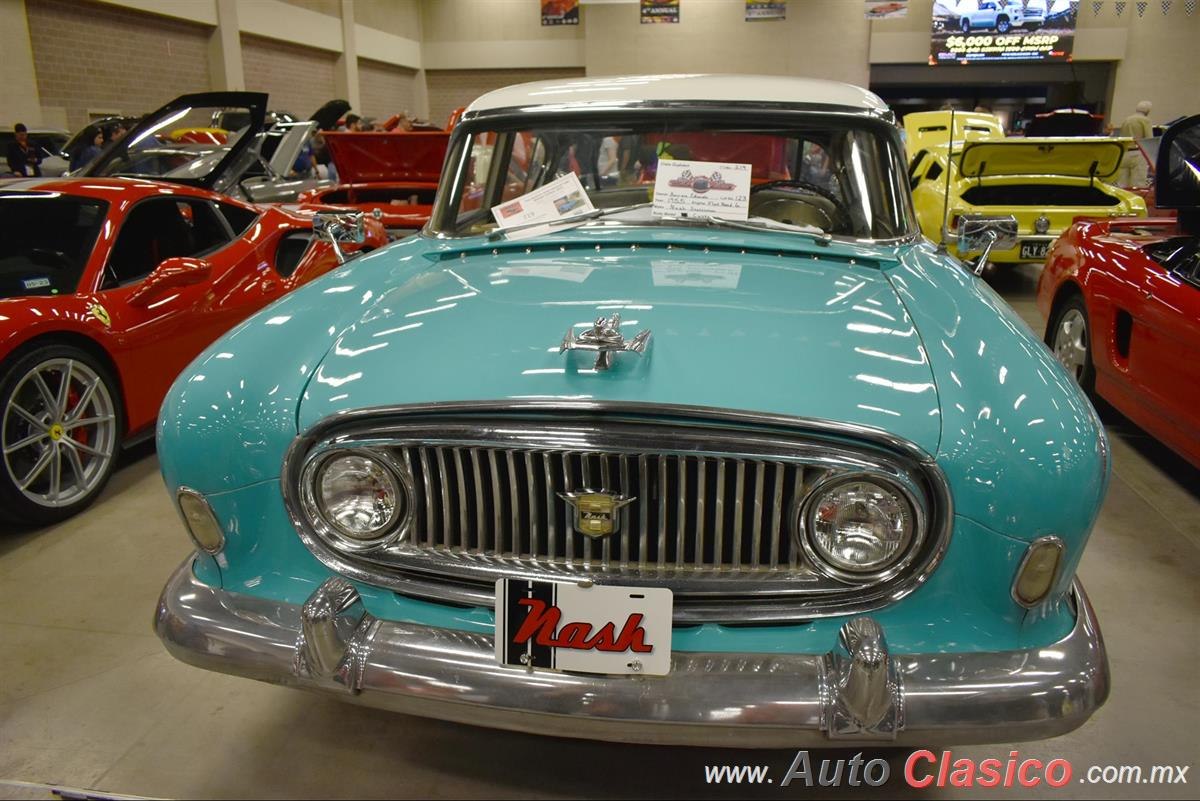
(91, 195, 252, 425)
(1132, 256, 1200, 445)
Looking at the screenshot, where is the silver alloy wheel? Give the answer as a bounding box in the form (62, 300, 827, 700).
(1053, 308, 1089, 382)
(2, 358, 117, 508)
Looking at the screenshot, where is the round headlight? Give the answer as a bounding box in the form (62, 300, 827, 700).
(314, 453, 405, 544)
(804, 478, 916, 579)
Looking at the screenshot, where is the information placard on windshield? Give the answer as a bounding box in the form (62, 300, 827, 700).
(652, 160, 752, 221)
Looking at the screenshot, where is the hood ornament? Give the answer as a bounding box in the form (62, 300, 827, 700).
(560, 313, 651, 371)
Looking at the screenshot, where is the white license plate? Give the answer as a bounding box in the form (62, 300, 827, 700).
(1020, 240, 1051, 260)
(495, 579, 673, 676)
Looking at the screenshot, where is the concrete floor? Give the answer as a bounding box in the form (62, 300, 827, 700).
(1, 264, 1197, 800)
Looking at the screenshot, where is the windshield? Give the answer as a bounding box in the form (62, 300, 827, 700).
(0, 193, 107, 298)
(87, 103, 254, 183)
(431, 113, 914, 240)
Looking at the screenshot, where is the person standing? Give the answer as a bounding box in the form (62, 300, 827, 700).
(70, 126, 104, 172)
(5, 123, 43, 177)
(1117, 100, 1154, 187)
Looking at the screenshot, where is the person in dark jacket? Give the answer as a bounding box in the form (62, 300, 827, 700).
(70, 126, 104, 172)
(5, 123, 42, 177)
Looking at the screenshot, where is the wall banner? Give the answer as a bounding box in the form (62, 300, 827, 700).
(746, 2, 786, 20)
(542, 0, 580, 25)
(641, 0, 680, 23)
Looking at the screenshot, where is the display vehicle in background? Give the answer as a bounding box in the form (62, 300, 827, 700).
(1039, 114, 1200, 467)
(0, 91, 385, 524)
(154, 75, 1109, 747)
(908, 113, 1146, 264)
(1020, 108, 1106, 137)
(903, 109, 1003, 157)
(953, 0, 1028, 32)
(297, 129, 450, 236)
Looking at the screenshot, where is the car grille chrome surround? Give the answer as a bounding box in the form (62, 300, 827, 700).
(283, 401, 953, 624)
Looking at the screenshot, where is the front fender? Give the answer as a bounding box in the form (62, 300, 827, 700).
(887, 243, 1109, 557)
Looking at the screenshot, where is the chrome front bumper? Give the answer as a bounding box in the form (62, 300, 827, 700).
(155, 559, 1109, 747)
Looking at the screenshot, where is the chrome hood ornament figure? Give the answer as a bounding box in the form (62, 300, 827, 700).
(560, 313, 652, 371)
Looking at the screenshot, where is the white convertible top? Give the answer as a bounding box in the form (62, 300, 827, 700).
(466, 74, 889, 115)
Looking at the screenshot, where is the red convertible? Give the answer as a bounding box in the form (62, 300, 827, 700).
(1038, 114, 1200, 467)
(0, 92, 385, 524)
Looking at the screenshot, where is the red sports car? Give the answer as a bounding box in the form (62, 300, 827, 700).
(1038, 114, 1200, 467)
(0, 92, 385, 524)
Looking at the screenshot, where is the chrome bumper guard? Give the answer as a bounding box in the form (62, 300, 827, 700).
(155, 559, 1108, 747)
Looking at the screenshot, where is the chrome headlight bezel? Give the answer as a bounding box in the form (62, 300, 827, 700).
(299, 448, 413, 552)
(797, 472, 926, 584)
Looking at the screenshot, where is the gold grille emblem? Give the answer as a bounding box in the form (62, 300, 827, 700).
(558, 491, 636, 538)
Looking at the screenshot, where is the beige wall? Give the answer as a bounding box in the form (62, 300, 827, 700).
(26, 0, 210, 130)
(241, 33, 338, 118)
(358, 58, 419, 120)
(355, 0, 422, 38)
(421, 0, 581, 42)
(421, 0, 583, 70)
(1, 0, 43, 128)
(425, 67, 585, 126)
(583, 0, 870, 86)
(1107, 4, 1199, 125)
(9, 0, 1198, 136)
(278, 0, 340, 16)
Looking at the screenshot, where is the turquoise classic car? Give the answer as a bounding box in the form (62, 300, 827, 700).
(154, 75, 1109, 747)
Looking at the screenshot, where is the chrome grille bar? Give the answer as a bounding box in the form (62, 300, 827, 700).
(389, 449, 829, 574)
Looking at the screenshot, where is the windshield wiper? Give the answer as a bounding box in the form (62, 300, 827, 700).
(486, 201, 654, 241)
(702, 215, 833, 245)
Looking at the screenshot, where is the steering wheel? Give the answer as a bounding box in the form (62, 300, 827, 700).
(749, 179, 850, 230)
(23, 248, 72, 270)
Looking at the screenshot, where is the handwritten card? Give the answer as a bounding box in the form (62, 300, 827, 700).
(652, 160, 752, 221)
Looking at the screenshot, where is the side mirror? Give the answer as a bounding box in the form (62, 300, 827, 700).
(956, 214, 1018, 275)
(312, 211, 366, 264)
(128, 256, 212, 307)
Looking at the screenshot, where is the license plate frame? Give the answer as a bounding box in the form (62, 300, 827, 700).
(495, 579, 673, 676)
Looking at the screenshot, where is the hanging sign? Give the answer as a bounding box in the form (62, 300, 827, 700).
(542, 0, 580, 25)
(641, 0, 679, 23)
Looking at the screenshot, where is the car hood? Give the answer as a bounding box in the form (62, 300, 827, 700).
(959, 138, 1128, 179)
(322, 131, 450, 184)
(297, 239, 942, 453)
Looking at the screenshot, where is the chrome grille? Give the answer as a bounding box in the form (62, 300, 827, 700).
(396, 447, 819, 572)
(285, 402, 952, 624)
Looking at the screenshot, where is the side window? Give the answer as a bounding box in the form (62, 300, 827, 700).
(799, 141, 837, 191)
(501, 134, 547, 202)
(103, 198, 232, 289)
(925, 160, 944, 183)
(218, 202, 258, 237)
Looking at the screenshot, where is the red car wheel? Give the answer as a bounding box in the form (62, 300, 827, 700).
(0, 344, 123, 526)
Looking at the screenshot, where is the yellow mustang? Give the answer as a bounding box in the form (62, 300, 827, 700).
(905, 112, 1146, 264)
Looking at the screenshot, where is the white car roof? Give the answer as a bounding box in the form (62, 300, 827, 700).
(466, 74, 889, 115)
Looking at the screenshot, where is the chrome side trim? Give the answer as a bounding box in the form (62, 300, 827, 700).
(157, 560, 1109, 748)
(301, 399, 936, 464)
(281, 402, 954, 625)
